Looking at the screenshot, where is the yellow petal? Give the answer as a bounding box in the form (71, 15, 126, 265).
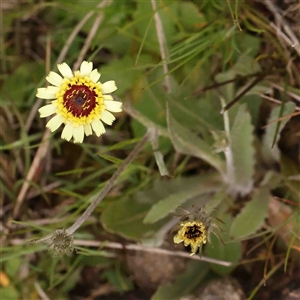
(38, 104, 56, 118)
(84, 124, 92, 136)
(104, 101, 122, 113)
(91, 119, 106, 137)
(90, 69, 101, 83)
(46, 71, 63, 86)
(102, 81, 117, 94)
(101, 110, 116, 125)
(80, 61, 93, 76)
(73, 126, 84, 143)
(36, 88, 56, 99)
(61, 123, 73, 141)
(46, 115, 63, 132)
(57, 62, 73, 78)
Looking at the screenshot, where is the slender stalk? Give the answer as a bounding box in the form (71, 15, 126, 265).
(150, 0, 171, 93)
(73, 239, 232, 267)
(66, 130, 152, 235)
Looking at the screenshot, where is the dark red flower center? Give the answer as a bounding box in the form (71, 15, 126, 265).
(185, 225, 203, 241)
(63, 84, 97, 117)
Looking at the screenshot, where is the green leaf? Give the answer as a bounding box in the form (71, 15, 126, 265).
(133, 1, 177, 51)
(151, 260, 210, 300)
(230, 188, 270, 239)
(232, 53, 261, 76)
(144, 173, 222, 224)
(177, 2, 206, 30)
(167, 110, 225, 175)
(262, 102, 296, 162)
(205, 208, 241, 276)
(100, 55, 149, 95)
(229, 104, 255, 195)
(0, 286, 19, 300)
(205, 235, 241, 276)
(101, 198, 164, 241)
(98, 154, 123, 164)
(5, 257, 21, 278)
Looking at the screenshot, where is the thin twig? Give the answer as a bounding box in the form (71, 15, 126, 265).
(66, 130, 152, 235)
(221, 75, 265, 113)
(73, 239, 233, 267)
(73, 0, 112, 71)
(56, 2, 105, 65)
(33, 282, 50, 300)
(25, 181, 61, 200)
(270, 23, 300, 56)
(263, 0, 300, 55)
(260, 94, 300, 111)
(192, 72, 263, 96)
(272, 83, 300, 102)
(10, 237, 232, 266)
(12, 131, 51, 220)
(150, 0, 171, 93)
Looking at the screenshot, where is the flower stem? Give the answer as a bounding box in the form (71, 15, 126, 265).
(66, 130, 152, 235)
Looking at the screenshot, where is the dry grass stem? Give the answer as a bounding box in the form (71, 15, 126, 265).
(66, 130, 152, 235)
(150, 0, 171, 93)
(73, 239, 232, 267)
(260, 94, 300, 111)
(73, 0, 112, 70)
(33, 281, 51, 300)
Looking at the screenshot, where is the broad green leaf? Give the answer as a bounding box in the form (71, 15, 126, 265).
(5, 257, 21, 278)
(205, 207, 241, 275)
(177, 1, 206, 30)
(229, 104, 255, 195)
(262, 102, 296, 162)
(144, 173, 222, 224)
(101, 198, 164, 241)
(232, 33, 261, 59)
(167, 110, 225, 175)
(232, 53, 261, 76)
(151, 260, 210, 300)
(205, 235, 241, 276)
(0, 286, 19, 300)
(100, 55, 151, 95)
(230, 188, 270, 239)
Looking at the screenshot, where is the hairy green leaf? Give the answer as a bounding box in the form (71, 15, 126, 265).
(262, 102, 296, 162)
(230, 188, 270, 239)
(101, 198, 163, 241)
(167, 110, 225, 175)
(229, 104, 255, 195)
(144, 173, 222, 224)
(205, 206, 241, 275)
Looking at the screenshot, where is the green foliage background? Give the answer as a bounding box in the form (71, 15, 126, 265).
(1, 0, 299, 299)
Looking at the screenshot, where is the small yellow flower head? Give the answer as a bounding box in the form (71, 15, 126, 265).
(37, 61, 122, 143)
(174, 221, 207, 256)
(173, 206, 223, 256)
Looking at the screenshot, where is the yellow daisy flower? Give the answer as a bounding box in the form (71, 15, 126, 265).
(37, 61, 122, 143)
(173, 221, 207, 256)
